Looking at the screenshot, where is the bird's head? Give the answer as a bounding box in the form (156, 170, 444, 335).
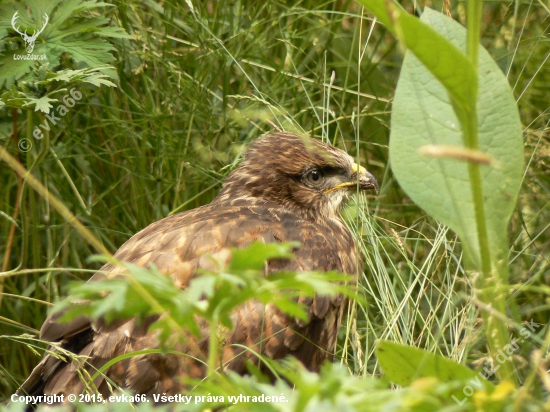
(217, 132, 378, 221)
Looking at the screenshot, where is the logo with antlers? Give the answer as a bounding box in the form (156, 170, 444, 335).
(11, 11, 49, 54)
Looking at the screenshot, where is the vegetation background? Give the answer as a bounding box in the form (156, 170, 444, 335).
(0, 0, 548, 408)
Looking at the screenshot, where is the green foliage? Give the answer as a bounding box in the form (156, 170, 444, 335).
(375, 341, 488, 386)
(2, 357, 534, 411)
(228, 243, 297, 271)
(355, 0, 477, 112)
(357, 0, 527, 387)
(0, 0, 130, 89)
(0, 0, 127, 124)
(56, 243, 354, 344)
(1, 66, 116, 113)
(389, 8, 523, 273)
(55, 262, 184, 324)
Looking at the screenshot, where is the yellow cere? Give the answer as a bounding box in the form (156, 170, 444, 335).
(351, 163, 367, 175)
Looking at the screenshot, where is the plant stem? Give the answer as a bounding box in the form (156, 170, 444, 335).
(0, 145, 111, 258)
(208, 319, 219, 376)
(465, 0, 492, 294)
(462, 119, 491, 279)
(466, 0, 517, 385)
(466, 0, 482, 70)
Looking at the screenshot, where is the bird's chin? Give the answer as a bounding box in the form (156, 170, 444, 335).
(320, 190, 349, 220)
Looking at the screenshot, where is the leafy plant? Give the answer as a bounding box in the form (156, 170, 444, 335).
(0, 0, 129, 307)
(0, 0, 130, 88)
(356, 0, 527, 387)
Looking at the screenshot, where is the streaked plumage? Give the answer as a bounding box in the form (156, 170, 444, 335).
(19, 132, 378, 400)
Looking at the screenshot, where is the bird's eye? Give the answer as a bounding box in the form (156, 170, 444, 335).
(307, 169, 324, 185)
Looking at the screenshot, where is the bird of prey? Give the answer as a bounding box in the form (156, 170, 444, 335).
(19, 132, 378, 400)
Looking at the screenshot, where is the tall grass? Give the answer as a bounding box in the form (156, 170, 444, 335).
(0, 0, 548, 402)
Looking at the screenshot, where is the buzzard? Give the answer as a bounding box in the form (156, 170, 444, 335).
(19, 132, 378, 400)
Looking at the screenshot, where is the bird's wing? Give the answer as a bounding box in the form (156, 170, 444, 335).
(23, 200, 359, 397)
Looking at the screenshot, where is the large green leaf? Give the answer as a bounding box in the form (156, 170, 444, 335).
(356, 0, 477, 112)
(389, 8, 523, 268)
(376, 340, 493, 389)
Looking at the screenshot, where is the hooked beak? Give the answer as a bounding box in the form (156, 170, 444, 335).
(322, 163, 379, 195)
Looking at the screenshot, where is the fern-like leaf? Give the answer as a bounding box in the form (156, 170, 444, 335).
(0, 0, 131, 89)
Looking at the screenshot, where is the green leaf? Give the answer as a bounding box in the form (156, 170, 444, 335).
(228, 242, 299, 271)
(376, 340, 493, 389)
(0, 0, 127, 88)
(47, 37, 116, 67)
(41, 65, 115, 85)
(355, 0, 477, 110)
(0, 55, 36, 89)
(389, 8, 523, 267)
(22, 95, 57, 113)
(56, 263, 183, 324)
